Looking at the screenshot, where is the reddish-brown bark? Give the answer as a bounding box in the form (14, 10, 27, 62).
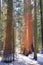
(3, 0, 13, 57)
(22, 0, 33, 55)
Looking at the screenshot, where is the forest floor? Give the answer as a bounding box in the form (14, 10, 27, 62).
(28, 52, 43, 65)
(0, 52, 43, 65)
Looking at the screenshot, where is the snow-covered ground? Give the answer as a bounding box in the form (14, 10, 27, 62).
(0, 53, 40, 65)
(28, 52, 43, 63)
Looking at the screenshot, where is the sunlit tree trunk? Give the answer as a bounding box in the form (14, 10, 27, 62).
(40, 0, 43, 52)
(34, 0, 38, 60)
(3, 0, 13, 57)
(22, 0, 33, 56)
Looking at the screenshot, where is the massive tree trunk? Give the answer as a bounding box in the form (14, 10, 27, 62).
(22, 0, 33, 56)
(40, 0, 43, 52)
(3, 0, 14, 57)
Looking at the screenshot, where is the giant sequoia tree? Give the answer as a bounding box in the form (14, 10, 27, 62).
(22, 0, 33, 56)
(3, 0, 14, 58)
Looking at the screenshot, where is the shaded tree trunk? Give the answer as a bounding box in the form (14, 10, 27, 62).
(34, 0, 38, 60)
(40, 0, 43, 52)
(3, 0, 13, 57)
(0, 0, 1, 21)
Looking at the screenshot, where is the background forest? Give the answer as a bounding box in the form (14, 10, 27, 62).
(0, 0, 43, 60)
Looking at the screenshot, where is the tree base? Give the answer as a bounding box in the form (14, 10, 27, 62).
(2, 58, 15, 63)
(2, 55, 15, 63)
(23, 49, 32, 56)
(2, 60, 12, 63)
(34, 57, 37, 60)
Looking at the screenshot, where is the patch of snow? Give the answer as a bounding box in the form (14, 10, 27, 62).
(0, 57, 2, 62)
(0, 53, 40, 65)
(14, 53, 39, 65)
(28, 52, 43, 63)
(37, 54, 43, 63)
(28, 52, 34, 59)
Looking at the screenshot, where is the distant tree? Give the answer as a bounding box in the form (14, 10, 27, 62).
(13, 0, 23, 53)
(0, 0, 4, 51)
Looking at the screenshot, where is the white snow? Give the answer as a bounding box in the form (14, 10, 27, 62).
(28, 52, 43, 63)
(0, 57, 2, 62)
(37, 54, 43, 63)
(0, 53, 40, 65)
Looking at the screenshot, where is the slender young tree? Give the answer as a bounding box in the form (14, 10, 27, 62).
(34, 0, 38, 60)
(40, 0, 43, 52)
(0, 0, 1, 20)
